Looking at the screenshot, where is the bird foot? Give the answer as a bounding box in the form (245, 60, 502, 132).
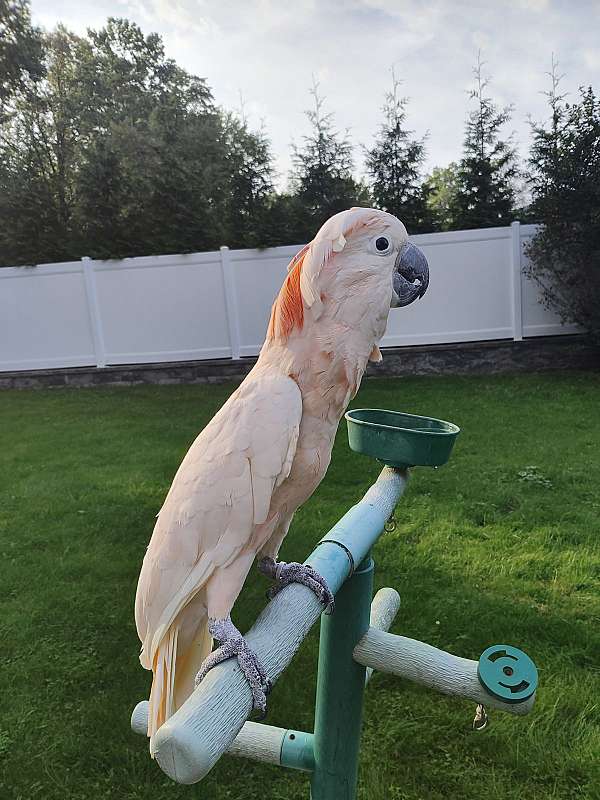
(259, 557, 335, 614)
(194, 616, 271, 718)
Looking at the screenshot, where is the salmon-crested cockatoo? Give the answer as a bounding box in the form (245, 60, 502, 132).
(135, 207, 429, 751)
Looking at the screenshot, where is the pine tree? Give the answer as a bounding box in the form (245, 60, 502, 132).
(365, 70, 432, 233)
(423, 164, 460, 231)
(219, 112, 276, 249)
(527, 55, 566, 225)
(452, 53, 518, 230)
(290, 80, 367, 240)
(526, 59, 600, 340)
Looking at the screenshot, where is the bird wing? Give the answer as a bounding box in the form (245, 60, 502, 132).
(135, 372, 302, 668)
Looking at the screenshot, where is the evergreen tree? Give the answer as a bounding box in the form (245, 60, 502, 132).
(526, 60, 600, 340)
(365, 70, 432, 233)
(253, 191, 311, 248)
(452, 53, 518, 229)
(219, 112, 276, 249)
(289, 80, 368, 240)
(526, 55, 566, 225)
(423, 163, 460, 231)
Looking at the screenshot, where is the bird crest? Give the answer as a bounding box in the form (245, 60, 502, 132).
(267, 207, 384, 342)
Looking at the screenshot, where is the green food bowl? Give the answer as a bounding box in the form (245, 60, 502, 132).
(345, 408, 460, 469)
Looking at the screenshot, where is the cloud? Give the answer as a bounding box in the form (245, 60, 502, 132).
(30, 0, 599, 186)
(124, 0, 213, 36)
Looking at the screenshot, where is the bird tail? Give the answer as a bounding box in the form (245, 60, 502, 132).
(147, 615, 213, 756)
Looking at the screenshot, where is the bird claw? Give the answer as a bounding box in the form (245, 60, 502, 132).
(194, 617, 271, 716)
(261, 558, 335, 614)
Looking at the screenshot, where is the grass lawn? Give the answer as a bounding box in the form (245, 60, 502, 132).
(1, 372, 599, 800)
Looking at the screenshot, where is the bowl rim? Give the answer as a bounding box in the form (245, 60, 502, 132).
(345, 407, 460, 437)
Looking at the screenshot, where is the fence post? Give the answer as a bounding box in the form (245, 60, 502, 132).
(81, 256, 106, 368)
(220, 246, 241, 360)
(510, 221, 523, 341)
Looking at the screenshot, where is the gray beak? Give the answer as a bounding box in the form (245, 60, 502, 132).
(392, 242, 429, 307)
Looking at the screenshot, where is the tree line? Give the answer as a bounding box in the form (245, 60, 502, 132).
(1, 2, 598, 338)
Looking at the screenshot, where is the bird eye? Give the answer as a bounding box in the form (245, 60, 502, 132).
(374, 236, 391, 254)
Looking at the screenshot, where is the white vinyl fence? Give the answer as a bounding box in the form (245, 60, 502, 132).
(0, 223, 577, 373)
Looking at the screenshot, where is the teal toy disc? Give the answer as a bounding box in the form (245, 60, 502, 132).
(477, 645, 538, 704)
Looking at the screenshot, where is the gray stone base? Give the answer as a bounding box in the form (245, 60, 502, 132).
(1, 335, 598, 391)
(368, 335, 599, 377)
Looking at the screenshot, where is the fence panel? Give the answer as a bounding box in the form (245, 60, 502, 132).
(381, 228, 514, 347)
(0, 224, 579, 373)
(92, 252, 231, 365)
(519, 225, 579, 337)
(229, 245, 301, 358)
(0, 262, 96, 371)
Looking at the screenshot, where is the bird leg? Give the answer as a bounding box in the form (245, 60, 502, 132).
(258, 557, 335, 614)
(194, 616, 271, 717)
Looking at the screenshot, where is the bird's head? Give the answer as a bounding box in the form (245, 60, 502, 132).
(267, 207, 429, 342)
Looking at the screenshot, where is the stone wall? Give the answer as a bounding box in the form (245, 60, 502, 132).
(1, 335, 597, 391)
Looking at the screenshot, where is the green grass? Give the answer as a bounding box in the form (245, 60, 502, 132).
(1, 373, 599, 800)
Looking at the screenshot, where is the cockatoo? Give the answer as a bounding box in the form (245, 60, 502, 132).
(135, 207, 429, 751)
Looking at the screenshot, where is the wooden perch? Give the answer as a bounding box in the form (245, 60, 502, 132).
(354, 626, 536, 715)
(148, 467, 409, 784)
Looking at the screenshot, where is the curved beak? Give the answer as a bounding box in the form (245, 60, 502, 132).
(392, 242, 430, 308)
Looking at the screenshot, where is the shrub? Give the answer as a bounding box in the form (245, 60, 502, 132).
(526, 86, 600, 341)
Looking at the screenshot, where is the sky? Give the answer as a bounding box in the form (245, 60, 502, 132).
(29, 0, 600, 188)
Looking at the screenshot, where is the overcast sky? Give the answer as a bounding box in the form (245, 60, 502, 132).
(30, 0, 600, 188)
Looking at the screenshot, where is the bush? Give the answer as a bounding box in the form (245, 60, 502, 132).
(526, 86, 600, 341)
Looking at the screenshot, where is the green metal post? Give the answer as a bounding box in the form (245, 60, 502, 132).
(311, 555, 374, 800)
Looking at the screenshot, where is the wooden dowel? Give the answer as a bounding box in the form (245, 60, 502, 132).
(150, 467, 409, 784)
(354, 628, 535, 715)
(365, 588, 401, 685)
